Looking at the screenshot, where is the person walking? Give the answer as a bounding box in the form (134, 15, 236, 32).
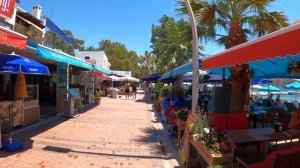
(124, 81, 130, 99)
(132, 83, 137, 99)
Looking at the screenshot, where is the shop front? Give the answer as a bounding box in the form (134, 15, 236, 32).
(28, 42, 97, 115)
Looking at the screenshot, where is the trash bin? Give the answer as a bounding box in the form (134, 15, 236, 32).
(112, 88, 119, 99)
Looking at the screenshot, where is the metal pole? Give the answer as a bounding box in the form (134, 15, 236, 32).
(184, 0, 199, 114)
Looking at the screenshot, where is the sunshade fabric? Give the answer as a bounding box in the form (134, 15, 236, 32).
(160, 60, 202, 80)
(142, 73, 161, 82)
(28, 41, 93, 70)
(259, 85, 281, 92)
(0, 54, 49, 75)
(95, 71, 111, 80)
(94, 65, 111, 75)
(285, 82, 300, 89)
(202, 24, 300, 70)
(120, 76, 140, 82)
(0, 27, 27, 49)
(252, 79, 272, 85)
(210, 53, 300, 79)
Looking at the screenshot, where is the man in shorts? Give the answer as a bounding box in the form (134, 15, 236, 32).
(124, 81, 130, 99)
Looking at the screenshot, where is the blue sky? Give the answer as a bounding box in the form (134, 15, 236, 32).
(19, 0, 299, 56)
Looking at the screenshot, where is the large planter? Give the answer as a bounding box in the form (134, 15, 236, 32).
(191, 139, 233, 166)
(170, 97, 185, 107)
(94, 98, 101, 105)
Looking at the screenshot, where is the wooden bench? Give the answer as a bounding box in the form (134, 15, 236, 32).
(236, 146, 300, 168)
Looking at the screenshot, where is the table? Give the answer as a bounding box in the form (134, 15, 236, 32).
(250, 110, 267, 128)
(226, 128, 294, 156)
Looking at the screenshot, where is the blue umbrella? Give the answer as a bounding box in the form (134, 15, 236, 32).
(0, 54, 49, 152)
(142, 73, 161, 82)
(259, 85, 281, 92)
(252, 79, 272, 85)
(284, 82, 300, 89)
(0, 54, 49, 75)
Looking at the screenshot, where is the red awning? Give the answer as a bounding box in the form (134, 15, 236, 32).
(202, 23, 300, 70)
(0, 27, 27, 49)
(95, 71, 111, 80)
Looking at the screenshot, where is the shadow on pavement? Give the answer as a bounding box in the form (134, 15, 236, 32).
(42, 145, 165, 159)
(134, 99, 152, 104)
(0, 103, 99, 158)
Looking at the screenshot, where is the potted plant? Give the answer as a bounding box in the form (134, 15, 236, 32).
(74, 99, 82, 112)
(175, 108, 189, 121)
(191, 112, 235, 163)
(94, 90, 102, 105)
(160, 85, 172, 98)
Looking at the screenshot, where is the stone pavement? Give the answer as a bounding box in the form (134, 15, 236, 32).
(0, 90, 180, 168)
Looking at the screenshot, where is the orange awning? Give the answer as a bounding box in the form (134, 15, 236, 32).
(0, 27, 27, 49)
(202, 23, 300, 70)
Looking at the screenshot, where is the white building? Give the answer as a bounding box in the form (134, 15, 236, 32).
(75, 51, 111, 70)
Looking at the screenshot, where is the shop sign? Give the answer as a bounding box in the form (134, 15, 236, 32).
(0, 0, 16, 19)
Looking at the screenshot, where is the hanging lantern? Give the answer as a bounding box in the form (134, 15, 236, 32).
(15, 74, 28, 99)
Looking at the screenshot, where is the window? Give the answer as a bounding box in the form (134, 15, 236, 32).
(85, 56, 90, 59)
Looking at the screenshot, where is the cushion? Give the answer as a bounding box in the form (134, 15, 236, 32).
(227, 112, 249, 129)
(251, 146, 300, 168)
(207, 113, 227, 131)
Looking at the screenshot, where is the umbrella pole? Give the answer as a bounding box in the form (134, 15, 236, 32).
(8, 74, 12, 144)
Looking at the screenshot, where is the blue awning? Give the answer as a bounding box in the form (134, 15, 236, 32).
(28, 41, 93, 70)
(142, 73, 162, 82)
(160, 60, 202, 80)
(94, 65, 111, 75)
(210, 53, 300, 79)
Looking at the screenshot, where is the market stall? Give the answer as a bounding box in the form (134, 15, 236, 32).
(0, 53, 49, 152)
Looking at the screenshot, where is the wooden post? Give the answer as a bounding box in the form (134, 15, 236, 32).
(184, 0, 199, 114)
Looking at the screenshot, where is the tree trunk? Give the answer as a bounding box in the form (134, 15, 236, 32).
(225, 21, 249, 113)
(229, 64, 250, 113)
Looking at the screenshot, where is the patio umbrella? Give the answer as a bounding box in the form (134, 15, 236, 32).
(109, 75, 120, 81)
(285, 82, 300, 89)
(259, 85, 281, 92)
(0, 53, 49, 152)
(120, 76, 140, 82)
(285, 82, 300, 101)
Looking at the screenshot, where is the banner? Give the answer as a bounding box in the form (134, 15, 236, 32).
(45, 17, 73, 45)
(0, 0, 16, 19)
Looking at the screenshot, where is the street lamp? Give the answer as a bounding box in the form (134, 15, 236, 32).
(184, 0, 199, 114)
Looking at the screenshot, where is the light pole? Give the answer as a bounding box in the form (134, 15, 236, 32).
(184, 0, 199, 114)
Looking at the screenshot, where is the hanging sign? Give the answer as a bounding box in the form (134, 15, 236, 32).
(0, 0, 16, 19)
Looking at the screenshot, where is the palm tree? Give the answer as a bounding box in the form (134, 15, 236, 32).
(177, 0, 289, 112)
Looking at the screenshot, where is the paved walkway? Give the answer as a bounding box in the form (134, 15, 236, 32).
(0, 90, 179, 168)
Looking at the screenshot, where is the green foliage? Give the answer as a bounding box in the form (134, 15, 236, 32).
(94, 90, 103, 99)
(192, 112, 234, 155)
(170, 86, 185, 97)
(160, 85, 172, 97)
(153, 82, 164, 101)
(176, 0, 289, 47)
(150, 16, 193, 72)
(44, 30, 85, 55)
(99, 39, 141, 77)
(74, 99, 82, 109)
